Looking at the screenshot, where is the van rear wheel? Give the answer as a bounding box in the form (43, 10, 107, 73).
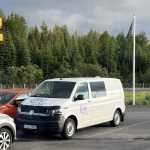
(111, 110, 121, 127)
(61, 118, 76, 139)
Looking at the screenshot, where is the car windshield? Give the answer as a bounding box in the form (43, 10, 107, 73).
(0, 92, 16, 105)
(30, 81, 76, 98)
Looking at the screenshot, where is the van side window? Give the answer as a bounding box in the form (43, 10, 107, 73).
(75, 83, 89, 100)
(90, 82, 106, 98)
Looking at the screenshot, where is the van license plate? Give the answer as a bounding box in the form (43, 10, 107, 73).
(24, 125, 37, 130)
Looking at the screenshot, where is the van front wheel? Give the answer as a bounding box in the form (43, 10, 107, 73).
(111, 110, 121, 127)
(61, 118, 76, 139)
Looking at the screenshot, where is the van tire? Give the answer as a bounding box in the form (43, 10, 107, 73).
(111, 110, 121, 127)
(61, 118, 76, 139)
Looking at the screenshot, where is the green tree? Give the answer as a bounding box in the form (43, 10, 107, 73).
(39, 23, 53, 77)
(7, 14, 30, 66)
(83, 30, 99, 64)
(98, 31, 117, 74)
(78, 63, 108, 77)
(0, 31, 16, 70)
(28, 26, 41, 66)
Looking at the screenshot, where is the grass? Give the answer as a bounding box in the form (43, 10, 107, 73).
(125, 90, 150, 105)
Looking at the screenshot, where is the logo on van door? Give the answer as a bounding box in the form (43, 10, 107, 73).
(80, 104, 88, 115)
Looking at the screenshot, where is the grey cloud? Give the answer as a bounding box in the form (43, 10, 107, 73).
(1, 0, 150, 37)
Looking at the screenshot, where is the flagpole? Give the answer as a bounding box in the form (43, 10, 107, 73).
(132, 15, 136, 106)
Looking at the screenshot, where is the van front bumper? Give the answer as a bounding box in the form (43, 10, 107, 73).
(16, 113, 65, 133)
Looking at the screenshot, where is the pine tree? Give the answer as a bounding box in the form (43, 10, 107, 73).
(7, 14, 30, 66)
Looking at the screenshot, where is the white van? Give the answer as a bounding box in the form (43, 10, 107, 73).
(16, 77, 125, 139)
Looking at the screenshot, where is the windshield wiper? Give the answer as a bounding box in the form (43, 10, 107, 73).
(30, 94, 50, 98)
(30, 94, 43, 97)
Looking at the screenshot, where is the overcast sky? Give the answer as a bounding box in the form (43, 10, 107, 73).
(1, 0, 150, 37)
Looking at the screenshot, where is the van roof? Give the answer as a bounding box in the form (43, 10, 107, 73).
(45, 77, 120, 83)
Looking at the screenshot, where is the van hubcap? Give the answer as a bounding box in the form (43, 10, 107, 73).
(114, 112, 120, 125)
(0, 131, 11, 150)
(66, 122, 75, 136)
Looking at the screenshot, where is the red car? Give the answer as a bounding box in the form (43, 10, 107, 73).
(0, 88, 31, 117)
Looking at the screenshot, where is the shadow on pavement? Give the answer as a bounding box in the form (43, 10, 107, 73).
(16, 122, 114, 142)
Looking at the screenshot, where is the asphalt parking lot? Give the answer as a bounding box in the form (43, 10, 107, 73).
(11, 106, 150, 150)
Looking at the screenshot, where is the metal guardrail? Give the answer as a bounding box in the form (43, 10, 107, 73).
(0, 84, 37, 89)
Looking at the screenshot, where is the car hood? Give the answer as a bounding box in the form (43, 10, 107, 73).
(21, 97, 68, 107)
(0, 113, 14, 121)
(16, 93, 29, 100)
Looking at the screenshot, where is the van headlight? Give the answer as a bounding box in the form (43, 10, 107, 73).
(17, 106, 21, 113)
(47, 109, 62, 116)
(52, 109, 62, 115)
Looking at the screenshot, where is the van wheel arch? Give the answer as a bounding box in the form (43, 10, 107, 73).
(66, 115, 78, 130)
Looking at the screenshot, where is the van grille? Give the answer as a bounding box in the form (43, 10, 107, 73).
(21, 105, 60, 114)
(17, 113, 61, 122)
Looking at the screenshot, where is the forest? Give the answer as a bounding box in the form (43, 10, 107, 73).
(0, 10, 150, 87)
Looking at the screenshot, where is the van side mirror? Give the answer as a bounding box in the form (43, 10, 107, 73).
(74, 94, 85, 101)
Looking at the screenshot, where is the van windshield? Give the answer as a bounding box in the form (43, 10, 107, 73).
(30, 81, 75, 98)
